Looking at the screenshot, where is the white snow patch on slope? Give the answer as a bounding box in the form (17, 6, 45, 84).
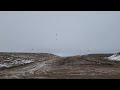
(0, 64, 9, 68)
(0, 60, 34, 69)
(12, 60, 34, 65)
(108, 54, 120, 61)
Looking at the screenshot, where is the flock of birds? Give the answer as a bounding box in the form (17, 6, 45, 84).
(31, 33, 58, 51)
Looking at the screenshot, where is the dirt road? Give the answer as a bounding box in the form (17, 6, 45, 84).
(0, 52, 120, 79)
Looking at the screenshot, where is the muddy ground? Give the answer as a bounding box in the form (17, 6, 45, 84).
(0, 52, 120, 79)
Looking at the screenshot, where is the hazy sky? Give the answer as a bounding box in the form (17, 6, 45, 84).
(0, 11, 120, 53)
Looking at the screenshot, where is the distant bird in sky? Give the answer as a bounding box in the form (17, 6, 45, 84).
(56, 34, 58, 40)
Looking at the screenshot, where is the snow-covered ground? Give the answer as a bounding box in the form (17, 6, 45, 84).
(0, 59, 34, 69)
(108, 53, 120, 61)
(0, 64, 9, 68)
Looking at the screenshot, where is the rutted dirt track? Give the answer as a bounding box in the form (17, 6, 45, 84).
(1, 52, 120, 79)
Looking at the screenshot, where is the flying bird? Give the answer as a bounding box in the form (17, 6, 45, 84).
(55, 34, 58, 40)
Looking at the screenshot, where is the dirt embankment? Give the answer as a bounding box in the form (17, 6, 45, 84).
(0, 52, 120, 79)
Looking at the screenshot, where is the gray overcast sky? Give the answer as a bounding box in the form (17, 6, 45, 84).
(0, 11, 120, 53)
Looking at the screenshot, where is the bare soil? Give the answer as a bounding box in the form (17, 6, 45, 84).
(0, 52, 120, 79)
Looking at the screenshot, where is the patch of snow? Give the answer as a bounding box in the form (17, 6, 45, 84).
(108, 54, 120, 61)
(0, 64, 7, 67)
(0, 60, 34, 69)
(14, 60, 34, 65)
(0, 64, 9, 68)
(10, 60, 34, 65)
